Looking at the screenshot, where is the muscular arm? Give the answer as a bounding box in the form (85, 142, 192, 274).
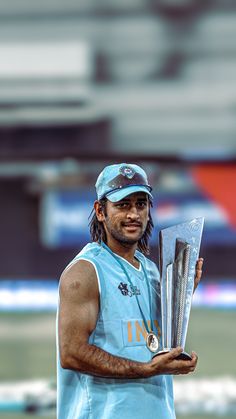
(58, 260, 198, 379)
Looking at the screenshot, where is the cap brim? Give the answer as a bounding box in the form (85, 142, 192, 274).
(106, 185, 153, 202)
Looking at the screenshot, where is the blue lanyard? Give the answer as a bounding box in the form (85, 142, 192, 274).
(101, 242, 154, 333)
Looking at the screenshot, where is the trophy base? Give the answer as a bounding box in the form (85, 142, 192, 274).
(152, 349, 192, 361)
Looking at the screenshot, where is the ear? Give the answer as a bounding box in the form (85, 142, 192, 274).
(94, 200, 105, 222)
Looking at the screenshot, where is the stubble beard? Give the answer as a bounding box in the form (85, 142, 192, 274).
(104, 218, 146, 247)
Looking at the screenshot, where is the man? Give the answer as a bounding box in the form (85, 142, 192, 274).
(57, 163, 203, 419)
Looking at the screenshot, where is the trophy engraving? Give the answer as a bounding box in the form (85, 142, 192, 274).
(156, 217, 204, 360)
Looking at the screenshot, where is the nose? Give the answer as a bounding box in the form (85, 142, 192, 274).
(126, 205, 140, 220)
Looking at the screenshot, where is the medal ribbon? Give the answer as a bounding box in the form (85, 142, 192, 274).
(101, 242, 154, 334)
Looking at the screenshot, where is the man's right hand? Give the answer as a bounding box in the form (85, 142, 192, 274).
(146, 347, 198, 377)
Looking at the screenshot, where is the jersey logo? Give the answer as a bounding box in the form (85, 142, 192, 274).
(118, 282, 140, 297)
(122, 319, 161, 347)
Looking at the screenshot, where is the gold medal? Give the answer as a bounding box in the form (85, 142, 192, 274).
(146, 331, 159, 353)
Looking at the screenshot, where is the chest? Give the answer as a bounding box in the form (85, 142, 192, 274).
(99, 260, 160, 320)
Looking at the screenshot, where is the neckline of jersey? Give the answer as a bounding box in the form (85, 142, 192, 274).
(115, 252, 141, 272)
(98, 242, 142, 272)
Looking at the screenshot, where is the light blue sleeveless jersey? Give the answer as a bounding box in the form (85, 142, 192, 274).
(57, 242, 175, 419)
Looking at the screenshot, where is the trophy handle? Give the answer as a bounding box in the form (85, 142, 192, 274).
(172, 239, 191, 348)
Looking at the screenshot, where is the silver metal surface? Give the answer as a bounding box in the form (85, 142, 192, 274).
(146, 332, 159, 353)
(157, 217, 204, 359)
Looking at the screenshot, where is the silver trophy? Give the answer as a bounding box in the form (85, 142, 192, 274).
(155, 217, 204, 360)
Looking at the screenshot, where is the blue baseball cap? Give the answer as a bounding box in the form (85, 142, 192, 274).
(95, 163, 153, 202)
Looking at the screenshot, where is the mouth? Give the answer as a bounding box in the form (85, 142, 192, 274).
(122, 223, 142, 231)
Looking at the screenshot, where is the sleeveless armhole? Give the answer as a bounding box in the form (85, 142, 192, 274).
(78, 257, 102, 296)
(63, 256, 106, 304)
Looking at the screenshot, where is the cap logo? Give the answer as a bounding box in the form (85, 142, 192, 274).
(119, 165, 135, 179)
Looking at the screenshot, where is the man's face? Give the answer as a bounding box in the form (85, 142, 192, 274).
(102, 192, 149, 246)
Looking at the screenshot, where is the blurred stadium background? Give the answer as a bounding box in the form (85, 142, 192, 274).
(0, 0, 236, 418)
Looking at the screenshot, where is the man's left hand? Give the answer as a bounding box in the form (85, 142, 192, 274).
(194, 258, 204, 292)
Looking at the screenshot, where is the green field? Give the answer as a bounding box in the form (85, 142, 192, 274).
(0, 312, 56, 381)
(0, 308, 235, 419)
(183, 308, 236, 377)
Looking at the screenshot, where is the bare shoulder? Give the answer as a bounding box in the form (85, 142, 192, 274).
(59, 259, 99, 302)
(58, 259, 100, 360)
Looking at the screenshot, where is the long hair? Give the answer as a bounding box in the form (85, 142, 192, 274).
(89, 197, 154, 255)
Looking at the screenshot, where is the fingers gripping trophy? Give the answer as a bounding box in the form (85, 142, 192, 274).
(154, 218, 204, 360)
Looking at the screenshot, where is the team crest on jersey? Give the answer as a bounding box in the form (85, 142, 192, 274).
(118, 282, 140, 297)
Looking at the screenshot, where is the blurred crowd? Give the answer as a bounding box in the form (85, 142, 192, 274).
(0, 0, 235, 280)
